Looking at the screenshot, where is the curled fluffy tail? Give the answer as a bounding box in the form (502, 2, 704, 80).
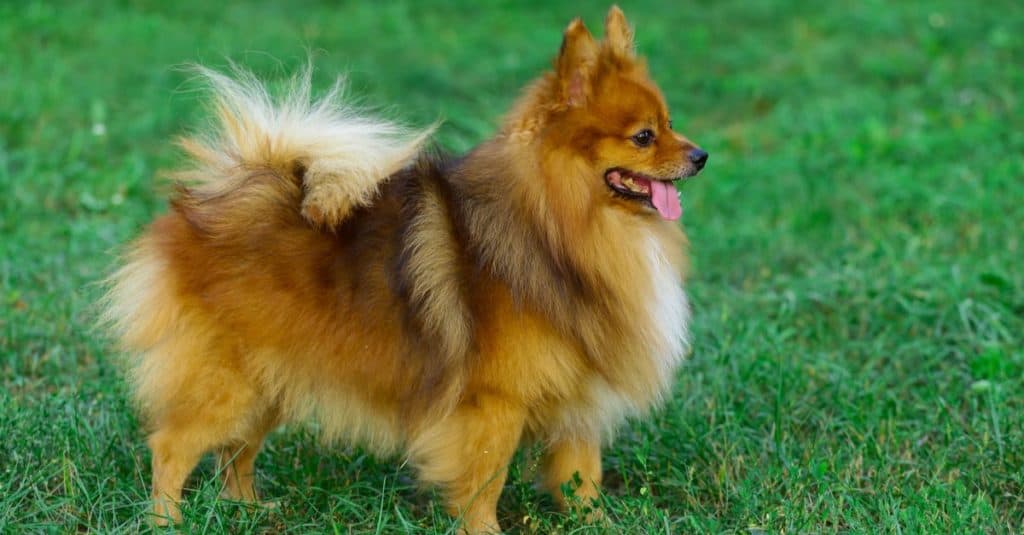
(179, 65, 435, 227)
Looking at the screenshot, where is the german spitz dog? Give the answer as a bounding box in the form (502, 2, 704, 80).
(104, 6, 708, 532)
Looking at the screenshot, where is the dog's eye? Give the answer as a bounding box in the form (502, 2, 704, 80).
(668, 119, 674, 130)
(631, 129, 655, 147)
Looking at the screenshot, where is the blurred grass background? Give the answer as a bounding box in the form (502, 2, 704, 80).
(1, 0, 1022, 532)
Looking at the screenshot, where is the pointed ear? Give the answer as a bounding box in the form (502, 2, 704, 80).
(556, 18, 598, 107)
(603, 5, 634, 58)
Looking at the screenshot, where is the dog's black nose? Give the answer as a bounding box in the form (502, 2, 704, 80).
(688, 148, 708, 170)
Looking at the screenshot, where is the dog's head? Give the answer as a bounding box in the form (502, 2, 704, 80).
(522, 6, 707, 223)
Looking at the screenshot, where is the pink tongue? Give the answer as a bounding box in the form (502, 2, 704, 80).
(649, 179, 682, 221)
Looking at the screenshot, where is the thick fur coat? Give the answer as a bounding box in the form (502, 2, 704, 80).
(103, 7, 707, 533)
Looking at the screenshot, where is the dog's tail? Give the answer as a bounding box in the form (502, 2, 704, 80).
(177, 65, 436, 228)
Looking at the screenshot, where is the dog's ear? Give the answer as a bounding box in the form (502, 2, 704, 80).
(603, 5, 635, 58)
(556, 18, 598, 107)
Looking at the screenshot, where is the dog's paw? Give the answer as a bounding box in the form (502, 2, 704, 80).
(149, 496, 183, 527)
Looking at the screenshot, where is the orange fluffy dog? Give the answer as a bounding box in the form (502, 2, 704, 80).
(103, 6, 707, 533)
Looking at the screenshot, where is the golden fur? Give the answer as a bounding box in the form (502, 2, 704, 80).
(103, 6, 706, 533)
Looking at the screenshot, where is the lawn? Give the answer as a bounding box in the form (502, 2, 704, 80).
(2, 0, 1022, 532)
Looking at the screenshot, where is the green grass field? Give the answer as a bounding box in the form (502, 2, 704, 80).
(2, 1, 1022, 532)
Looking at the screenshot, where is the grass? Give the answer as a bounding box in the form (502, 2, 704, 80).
(2, 0, 1022, 532)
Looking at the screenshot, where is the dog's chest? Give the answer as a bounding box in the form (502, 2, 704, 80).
(642, 235, 690, 379)
(550, 237, 690, 440)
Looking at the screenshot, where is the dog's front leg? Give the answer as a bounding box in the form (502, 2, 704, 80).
(542, 436, 604, 521)
(411, 393, 526, 534)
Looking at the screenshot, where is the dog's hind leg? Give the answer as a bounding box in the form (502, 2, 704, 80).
(141, 344, 266, 526)
(148, 426, 206, 526)
(216, 406, 280, 504)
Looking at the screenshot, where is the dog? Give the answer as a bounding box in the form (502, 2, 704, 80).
(103, 6, 708, 533)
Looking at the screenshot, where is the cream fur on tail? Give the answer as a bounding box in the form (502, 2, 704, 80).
(178, 65, 436, 227)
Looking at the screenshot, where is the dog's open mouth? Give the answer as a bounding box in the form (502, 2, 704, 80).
(605, 168, 682, 221)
